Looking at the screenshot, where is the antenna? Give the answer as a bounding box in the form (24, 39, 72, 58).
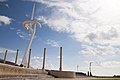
(21, 0, 42, 67)
(31, 0, 36, 20)
(89, 62, 92, 76)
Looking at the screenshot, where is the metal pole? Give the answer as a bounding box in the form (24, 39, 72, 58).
(59, 47, 62, 71)
(4, 50, 8, 64)
(27, 49, 32, 68)
(77, 65, 79, 72)
(89, 62, 92, 76)
(42, 48, 46, 70)
(90, 62, 91, 73)
(15, 49, 19, 65)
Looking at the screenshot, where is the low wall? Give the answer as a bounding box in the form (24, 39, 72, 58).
(49, 70, 76, 78)
(0, 74, 38, 78)
(0, 63, 46, 75)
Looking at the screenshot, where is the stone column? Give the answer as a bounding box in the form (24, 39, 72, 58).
(15, 49, 19, 65)
(27, 49, 31, 68)
(59, 47, 62, 71)
(4, 50, 8, 64)
(42, 48, 46, 70)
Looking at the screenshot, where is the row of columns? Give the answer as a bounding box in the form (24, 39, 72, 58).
(42, 47, 63, 71)
(2, 47, 63, 71)
(3, 49, 19, 65)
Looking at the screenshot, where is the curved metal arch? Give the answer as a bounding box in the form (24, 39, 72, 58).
(23, 20, 42, 28)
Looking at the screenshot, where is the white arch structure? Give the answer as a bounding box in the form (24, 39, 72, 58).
(21, 1, 42, 67)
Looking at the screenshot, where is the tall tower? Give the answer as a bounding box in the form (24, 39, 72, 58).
(89, 62, 92, 76)
(21, 1, 42, 67)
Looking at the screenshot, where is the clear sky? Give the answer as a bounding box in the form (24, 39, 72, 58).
(0, 0, 120, 76)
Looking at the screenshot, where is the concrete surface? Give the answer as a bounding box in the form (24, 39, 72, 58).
(49, 70, 76, 78)
(0, 63, 46, 75)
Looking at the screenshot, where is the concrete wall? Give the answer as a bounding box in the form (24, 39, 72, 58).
(49, 70, 76, 78)
(0, 63, 45, 75)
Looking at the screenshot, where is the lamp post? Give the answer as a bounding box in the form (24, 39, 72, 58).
(77, 65, 79, 72)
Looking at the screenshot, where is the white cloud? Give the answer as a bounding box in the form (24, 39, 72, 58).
(0, 47, 16, 54)
(5, 4, 9, 8)
(34, 0, 120, 56)
(57, 56, 60, 59)
(30, 56, 55, 69)
(10, 27, 16, 30)
(0, 0, 7, 2)
(31, 56, 40, 60)
(57, 55, 64, 59)
(99, 61, 120, 68)
(36, 16, 47, 24)
(29, 56, 43, 69)
(17, 29, 31, 40)
(0, 4, 9, 8)
(80, 44, 120, 56)
(25, 14, 29, 17)
(31, 58, 41, 69)
(0, 16, 12, 25)
(47, 39, 60, 47)
(84, 60, 120, 68)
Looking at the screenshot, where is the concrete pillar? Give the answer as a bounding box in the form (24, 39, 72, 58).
(59, 47, 62, 71)
(42, 48, 46, 70)
(15, 49, 19, 65)
(27, 49, 31, 68)
(4, 50, 8, 64)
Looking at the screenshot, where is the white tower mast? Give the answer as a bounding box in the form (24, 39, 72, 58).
(21, 0, 41, 67)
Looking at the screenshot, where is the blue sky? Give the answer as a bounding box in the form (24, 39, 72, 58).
(0, 0, 120, 76)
